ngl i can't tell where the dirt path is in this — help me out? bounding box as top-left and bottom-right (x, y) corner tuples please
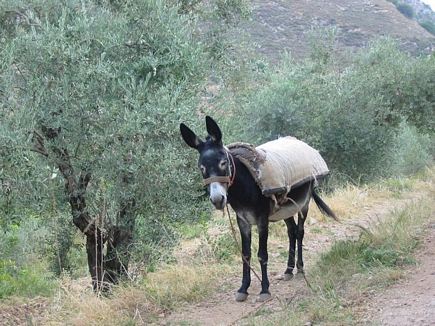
(363, 222), (435, 326)
(1, 193), (433, 325)
(160, 196), (435, 326)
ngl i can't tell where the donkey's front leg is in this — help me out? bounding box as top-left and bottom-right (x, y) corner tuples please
(236, 216), (252, 302)
(257, 217), (271, 301)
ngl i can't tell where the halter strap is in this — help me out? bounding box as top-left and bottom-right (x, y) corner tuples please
(202, 151), (236, 187)
(203, 176), (231, 186)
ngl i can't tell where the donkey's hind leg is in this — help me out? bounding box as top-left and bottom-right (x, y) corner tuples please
(283, 203), (308, 280)
(284, 216), (297, 280)
(295, 204), (308, 275)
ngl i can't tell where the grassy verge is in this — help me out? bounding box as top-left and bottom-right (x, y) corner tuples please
(2, 168), (434, 325)
(240, 169), (435, 325)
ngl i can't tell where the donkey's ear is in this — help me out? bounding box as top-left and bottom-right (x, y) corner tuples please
(180, 123), (204, 150)
(205, 116), (222, 144)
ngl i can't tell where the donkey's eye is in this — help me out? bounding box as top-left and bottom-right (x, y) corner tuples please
(200, 166), (206, 174)
(219, 160), (228, 169)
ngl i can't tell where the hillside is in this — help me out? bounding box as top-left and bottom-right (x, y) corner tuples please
(243, 0), (435, 61)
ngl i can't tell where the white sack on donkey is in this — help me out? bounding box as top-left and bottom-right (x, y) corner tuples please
(227, 136), (330, 221)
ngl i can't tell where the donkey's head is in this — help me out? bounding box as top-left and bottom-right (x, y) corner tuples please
(180, 116), (233, 210)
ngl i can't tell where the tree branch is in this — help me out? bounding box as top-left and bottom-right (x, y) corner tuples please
(30, 129), (49, 156)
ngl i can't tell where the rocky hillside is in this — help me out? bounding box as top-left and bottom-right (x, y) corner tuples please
(242, 0), (435, 61)
(406, 0), (435, 22)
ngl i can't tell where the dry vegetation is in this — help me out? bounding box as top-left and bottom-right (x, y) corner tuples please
(2, 167), (434, 325)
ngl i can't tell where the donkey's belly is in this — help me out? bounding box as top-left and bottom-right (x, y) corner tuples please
(268, 201), (302, 222)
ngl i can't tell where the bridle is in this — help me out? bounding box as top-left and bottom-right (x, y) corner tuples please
(202, 150), (263, 285)
(202, 150), (236, 188)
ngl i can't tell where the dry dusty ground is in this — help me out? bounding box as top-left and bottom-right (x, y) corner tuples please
(0, 194), (433, 325)
(362, 222), (435, 326)
(158, 195), (435, 326)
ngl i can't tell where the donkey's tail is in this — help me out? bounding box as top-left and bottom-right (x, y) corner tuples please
(312, 190), (339, 221)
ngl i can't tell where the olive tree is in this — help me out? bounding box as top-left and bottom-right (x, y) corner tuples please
(0, 0), (251, 290)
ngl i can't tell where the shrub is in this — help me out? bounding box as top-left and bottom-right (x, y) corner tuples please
(389, 123), (432, 176)
(240, 48), (395, 181)
(420, 20), (435, 36)
(0, 259), (54, 298)
(239, 35), (435, 182)
(396, 3), (415, 19)
(0, 222), (54, 298)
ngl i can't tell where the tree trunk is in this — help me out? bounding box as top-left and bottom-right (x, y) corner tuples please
(105, 183), (136, 284)
(31, 129), (135, 291)
(86, 228), (107, 291)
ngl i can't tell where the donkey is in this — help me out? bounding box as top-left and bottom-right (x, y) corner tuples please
(180, 116), (338, 302)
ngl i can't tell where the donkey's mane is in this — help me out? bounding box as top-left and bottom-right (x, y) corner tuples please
(227, 141), (265, 184)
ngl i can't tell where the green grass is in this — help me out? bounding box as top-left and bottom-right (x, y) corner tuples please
(2, 168), (434, 325)
(0, 260), (55, 301)
(244, 196), (433, 325)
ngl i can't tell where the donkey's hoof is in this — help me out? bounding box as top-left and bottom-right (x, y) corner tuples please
(236, 292), (248, 302)
(258, 292), (272, 302)
(283, 273), (294, 281)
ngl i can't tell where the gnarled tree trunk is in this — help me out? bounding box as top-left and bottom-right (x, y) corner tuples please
(31, 129), (135, 291)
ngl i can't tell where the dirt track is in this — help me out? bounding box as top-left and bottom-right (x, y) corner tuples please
(363, 222), (435, 326)
(0, 193), (433, 325)
(161, 195), (435, 326)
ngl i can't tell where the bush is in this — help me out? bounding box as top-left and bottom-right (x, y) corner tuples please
(389, 123), (433, 176)
(238, 35), (435, 182)
(0, 259), (54, 298)
(420, 20), (435, 36)
(0, 222), (54, 298)
(240, 49), (395, 181)
(396, 3), (415, 19)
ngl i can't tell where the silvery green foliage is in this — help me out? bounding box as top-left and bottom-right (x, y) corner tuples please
(0, 0), (251, 273)
(390, 122), (432, 176)
(240, 35), (435, 182)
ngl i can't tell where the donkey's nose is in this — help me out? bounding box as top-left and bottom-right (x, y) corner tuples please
(209, 182), (227, 210)
(210, 195), (226, 210)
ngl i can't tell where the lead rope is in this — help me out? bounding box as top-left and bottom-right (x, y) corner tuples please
(224, 204), (262, 283)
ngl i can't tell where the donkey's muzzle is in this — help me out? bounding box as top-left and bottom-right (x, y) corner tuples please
(209, 182), (228, 210)
(210, 195), (226, 210)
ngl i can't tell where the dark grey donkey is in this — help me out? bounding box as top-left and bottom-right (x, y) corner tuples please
(180, 116), (338, 302)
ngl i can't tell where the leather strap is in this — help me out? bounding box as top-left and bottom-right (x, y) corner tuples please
(203, 176), (231, 186)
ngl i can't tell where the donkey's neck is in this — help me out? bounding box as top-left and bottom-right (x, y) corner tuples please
(227, 156), (272, 218)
